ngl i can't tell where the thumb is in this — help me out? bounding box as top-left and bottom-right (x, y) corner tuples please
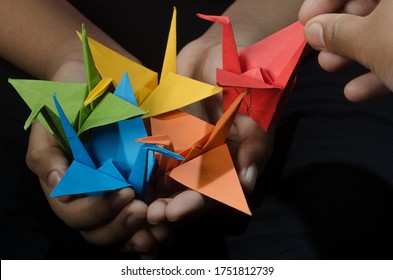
(26, 121), (70, 199)
(304, 14), (366, 65)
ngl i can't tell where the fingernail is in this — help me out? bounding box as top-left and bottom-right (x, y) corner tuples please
(47, 170), (62, 191)
(239, 165), (258, 191)
(305, 21), (326, 49)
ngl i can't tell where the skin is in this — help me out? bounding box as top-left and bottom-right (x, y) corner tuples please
(299, 0), (393, 101)
(0, 0), (305, 258)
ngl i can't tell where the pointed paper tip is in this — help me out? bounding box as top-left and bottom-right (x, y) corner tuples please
(171, 6), (177, 24)
(160, 5), (177, 83)
(114, 72), (139, 105)
(76, 23), (86, 39)
(196, 13), (230, 24)
(137, 134), (173, 147)
(243, 208), (252, 216)
(52, 93), (65, 118)
(147, 144), (184, 161)
(83, 77), (112, 106)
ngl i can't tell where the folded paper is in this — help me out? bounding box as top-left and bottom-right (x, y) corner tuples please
(140, 91), (251, 215)
(198, 14), (307, 131)
(9, 9), (307, 215)
(50, 73), (183, 198)
(81, 7), (222, 118)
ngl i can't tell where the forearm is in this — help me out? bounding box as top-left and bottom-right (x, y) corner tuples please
(203, 0), (305, 48)
(0, 0), (133, 80)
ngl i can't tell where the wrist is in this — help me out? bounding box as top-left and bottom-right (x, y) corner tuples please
(45, 38), (85, 81)
(50, 59), (85, 83)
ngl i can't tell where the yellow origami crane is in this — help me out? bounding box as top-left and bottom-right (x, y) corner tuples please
(79, 7), (221, 117)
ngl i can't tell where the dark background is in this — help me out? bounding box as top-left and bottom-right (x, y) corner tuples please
(1, 0), (393, 260)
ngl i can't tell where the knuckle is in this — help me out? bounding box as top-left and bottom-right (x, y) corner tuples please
(328, 17), (343, 52)
(25, 147), (42, 172)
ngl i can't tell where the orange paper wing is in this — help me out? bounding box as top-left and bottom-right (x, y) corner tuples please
(150, 110), (214, 152)
(169, 144), (251, 215)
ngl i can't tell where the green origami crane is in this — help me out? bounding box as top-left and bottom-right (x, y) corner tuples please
(9, 24), (146, 156)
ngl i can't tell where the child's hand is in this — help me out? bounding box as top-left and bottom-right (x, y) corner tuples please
(26, 61), (159, 258)
(147, 34), (274, 225)
(299, 0), (393, 101)
(299, 0), (379, 24)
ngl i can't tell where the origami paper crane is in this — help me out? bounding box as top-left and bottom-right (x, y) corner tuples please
(80, 7), (222, 117)
(10, 22), (184, 198)
(198, 14), (307, 132)
(8, 25), (144, 156)
(8, 78), (145, 156)
(50, 73), (184, 198)
(140, 90), (251, 215)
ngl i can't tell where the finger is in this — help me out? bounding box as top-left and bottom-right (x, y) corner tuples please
(344, 72), (391, 102)
(48, 187), (136, 230)
(299, 0), (377, 24)
(231, 115), (273, 193)
(299, 0), (344, 24)
(304, 14), (368, 66)
(176, 42), (199, 78)
(317, 50), (352, 72)
(80, 199), (147, 246)
(120, 225), (172, 258)
(343, 0), (379, 16)
(27, 121), (70, 200)
(147, 197), (171, 225)
(177, 38), (221, 86)
(149, 224), (172, 244)
(120, 228), (158, 259)
(165, 190), (215, 222)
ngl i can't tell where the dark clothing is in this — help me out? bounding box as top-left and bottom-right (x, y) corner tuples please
(1, 0), (393, 259)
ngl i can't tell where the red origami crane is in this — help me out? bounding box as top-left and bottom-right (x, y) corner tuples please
(198, 14), (307, 132)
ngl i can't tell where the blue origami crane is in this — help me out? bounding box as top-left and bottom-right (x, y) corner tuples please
(50, 72), (184, 199)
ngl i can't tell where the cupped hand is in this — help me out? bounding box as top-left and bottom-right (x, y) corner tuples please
(26, 60), (160, 257)
(147, 34), (274, 225)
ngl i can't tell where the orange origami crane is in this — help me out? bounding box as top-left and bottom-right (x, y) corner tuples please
(139, 91), (251, 215)
(198, 14), (307, 132)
